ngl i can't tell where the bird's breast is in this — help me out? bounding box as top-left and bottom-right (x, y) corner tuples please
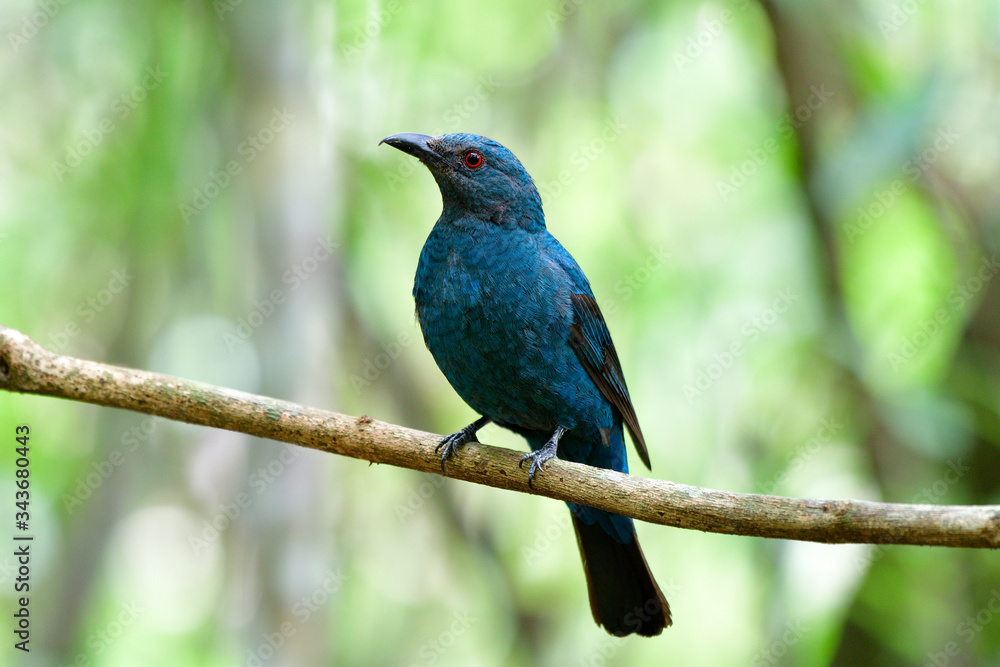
(410, 224), (616, 441)
(414, 226), (527, 322)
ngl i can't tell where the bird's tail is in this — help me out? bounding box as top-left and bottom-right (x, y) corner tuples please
(572, 514), (671, 636)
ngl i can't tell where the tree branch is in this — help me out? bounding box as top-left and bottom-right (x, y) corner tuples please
(1, 325), (997, 548)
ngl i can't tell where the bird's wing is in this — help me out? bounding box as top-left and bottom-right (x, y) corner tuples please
(567, 292), (651, 469)
(544, 235), (651, 470)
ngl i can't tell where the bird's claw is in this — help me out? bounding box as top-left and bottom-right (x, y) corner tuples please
(519, 445), (558, 488)
(435, 427), (479, 471)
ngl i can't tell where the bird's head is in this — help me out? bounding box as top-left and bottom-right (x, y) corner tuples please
(380, 132), (544, 229)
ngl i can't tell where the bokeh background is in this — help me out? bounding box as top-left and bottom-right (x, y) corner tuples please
(1, 0), (999, 665)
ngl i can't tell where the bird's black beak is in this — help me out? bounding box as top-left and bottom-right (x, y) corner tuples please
(379, 133), (444, 166)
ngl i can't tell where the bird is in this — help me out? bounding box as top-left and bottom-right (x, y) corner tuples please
(380, 132), (670, 636)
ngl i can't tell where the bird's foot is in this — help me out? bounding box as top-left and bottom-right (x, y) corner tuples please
(519, 426), (568, 488)
(435, 416), (490, 471)
(436, 429), (478, 470)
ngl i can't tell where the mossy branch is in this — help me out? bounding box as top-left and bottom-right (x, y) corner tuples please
(1, 325), (998, 548)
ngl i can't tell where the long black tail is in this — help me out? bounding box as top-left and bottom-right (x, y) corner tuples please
(572, 514), (671, 636)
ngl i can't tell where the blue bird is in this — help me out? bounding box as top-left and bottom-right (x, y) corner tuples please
(381, 132), (670, 636)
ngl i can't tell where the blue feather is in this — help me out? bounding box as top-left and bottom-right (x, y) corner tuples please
(383, 131), (670, 635)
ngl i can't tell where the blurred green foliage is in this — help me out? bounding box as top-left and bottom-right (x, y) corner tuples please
(1, 0), (998, 665)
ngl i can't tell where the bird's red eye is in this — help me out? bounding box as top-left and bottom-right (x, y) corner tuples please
(464, 151), (484, 169)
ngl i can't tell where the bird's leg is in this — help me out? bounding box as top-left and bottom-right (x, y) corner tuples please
(519, 426), (568, 487)
(436, 415), (491, 471)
